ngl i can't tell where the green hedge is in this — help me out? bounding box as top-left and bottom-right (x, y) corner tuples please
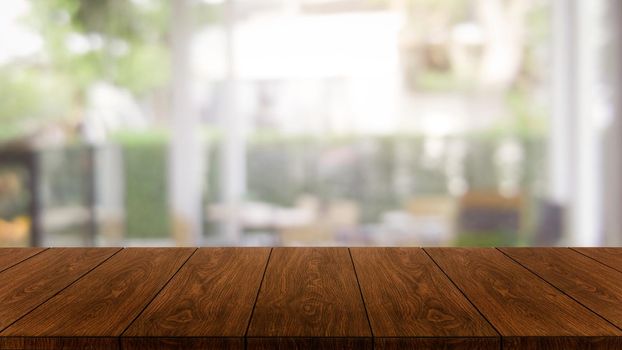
(115, 131), (169, 239)
(108, 132), (546, 239)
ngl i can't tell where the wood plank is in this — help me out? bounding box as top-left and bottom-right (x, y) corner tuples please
(0, 247), (119, 332)
(122, 247), (271, 350)
(247, 247), (371, 349)
(0, 247), (195, 350)
(426, 248), (622, 350)
(501, 247), (622, 330)
(373, 338), (501, 350)
(573, 248), (622, 273)
(246, 337), (371, 350)
(122, 337), (241, 350)
(351, 248), (499, 350)
(0, 337), (119, 350)
(0, 248), (45, 273)
(502, 337), (622, 350)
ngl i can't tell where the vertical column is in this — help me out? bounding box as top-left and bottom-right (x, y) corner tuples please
(573, 0), (604, 245)
(169, 0), (204, 245)
(220, 0), (245, 243)
(550, 0), (603, 245)
(549, 0), (575, 207)
(601, 0), (622, 246)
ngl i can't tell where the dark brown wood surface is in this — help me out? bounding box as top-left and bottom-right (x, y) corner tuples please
(0, 247), (45, 273)
(0, 248), (119, 332)
(0, 247), (621, 350)
(247, 247), (372, 349)
(0, 248), (194, 350)
(122, 247), (271, 350)
(501, 247), (622, 330)
(351, 247), (499, 349)
(574, 247), (622, 273)
(246, 337), (372, 350)
(373, 338), (501, 350)
(426, 248), (622, 350)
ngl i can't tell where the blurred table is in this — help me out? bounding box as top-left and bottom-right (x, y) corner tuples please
(0, 247), (621, 349)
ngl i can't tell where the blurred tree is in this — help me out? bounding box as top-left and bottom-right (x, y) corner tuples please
(0, 68), (73, 143)
(0, 0), (172, 144)
(28, 0), (171, 95)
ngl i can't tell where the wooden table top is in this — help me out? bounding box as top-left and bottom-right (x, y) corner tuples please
(0, 247), (621, 350)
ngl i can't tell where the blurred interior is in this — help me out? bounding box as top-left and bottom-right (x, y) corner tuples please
(0, 0), (621, 247)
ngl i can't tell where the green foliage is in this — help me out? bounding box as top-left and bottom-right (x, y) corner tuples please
(115, 44), (170, 93)
(0, 68), (73, 141)
(73, 0), (169, 39)
(208, 134), (547, 228)
(0, 0), (172, 142)
(111, 128), (169, 145)
(117, 130), (169, 238)
(453, 231), (519, 247)
(27, 0), (171, 95)
(105, 132), (547, 239)
(246, 140), (310, 206)
(505, 89), (548, 137)
(40, 146), (91, 208)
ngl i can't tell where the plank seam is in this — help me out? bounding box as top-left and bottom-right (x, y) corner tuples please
(570, 248), (622, 274)
(244, 247), (273, 350)
(347, 248), (374, 350)
(0, 248), (49, 274)
(496, 248), (622, 333)
(0, 247), (124, 334)
(118, 247), (199, 350)
(422, 248), (503, 346)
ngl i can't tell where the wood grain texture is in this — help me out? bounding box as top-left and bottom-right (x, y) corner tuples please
(247, 247), (371, 349)
(0, 248), (45, 273)
(375, 337), (500, 350)
(121, 337), (242, 350)
(0, 336), (117, 350)
(425, 248), (622, 350)
(0, 248), (195, 350)
(122, 247), (271, 350)
(247, 337), (371, 350)
(501, 247), (622, 330)
(574, 248), (622, 273)
(350, 248), (499, 350)
(0, 248), (119, 332)
(0, 247), (621, 350)
(503, 337), (622, 350)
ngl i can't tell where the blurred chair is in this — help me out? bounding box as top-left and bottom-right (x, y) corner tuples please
(455, 190), (523, 246)
(533, 198), (565, 246)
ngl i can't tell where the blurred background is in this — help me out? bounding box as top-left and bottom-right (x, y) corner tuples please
(0, 0), (620, 247)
